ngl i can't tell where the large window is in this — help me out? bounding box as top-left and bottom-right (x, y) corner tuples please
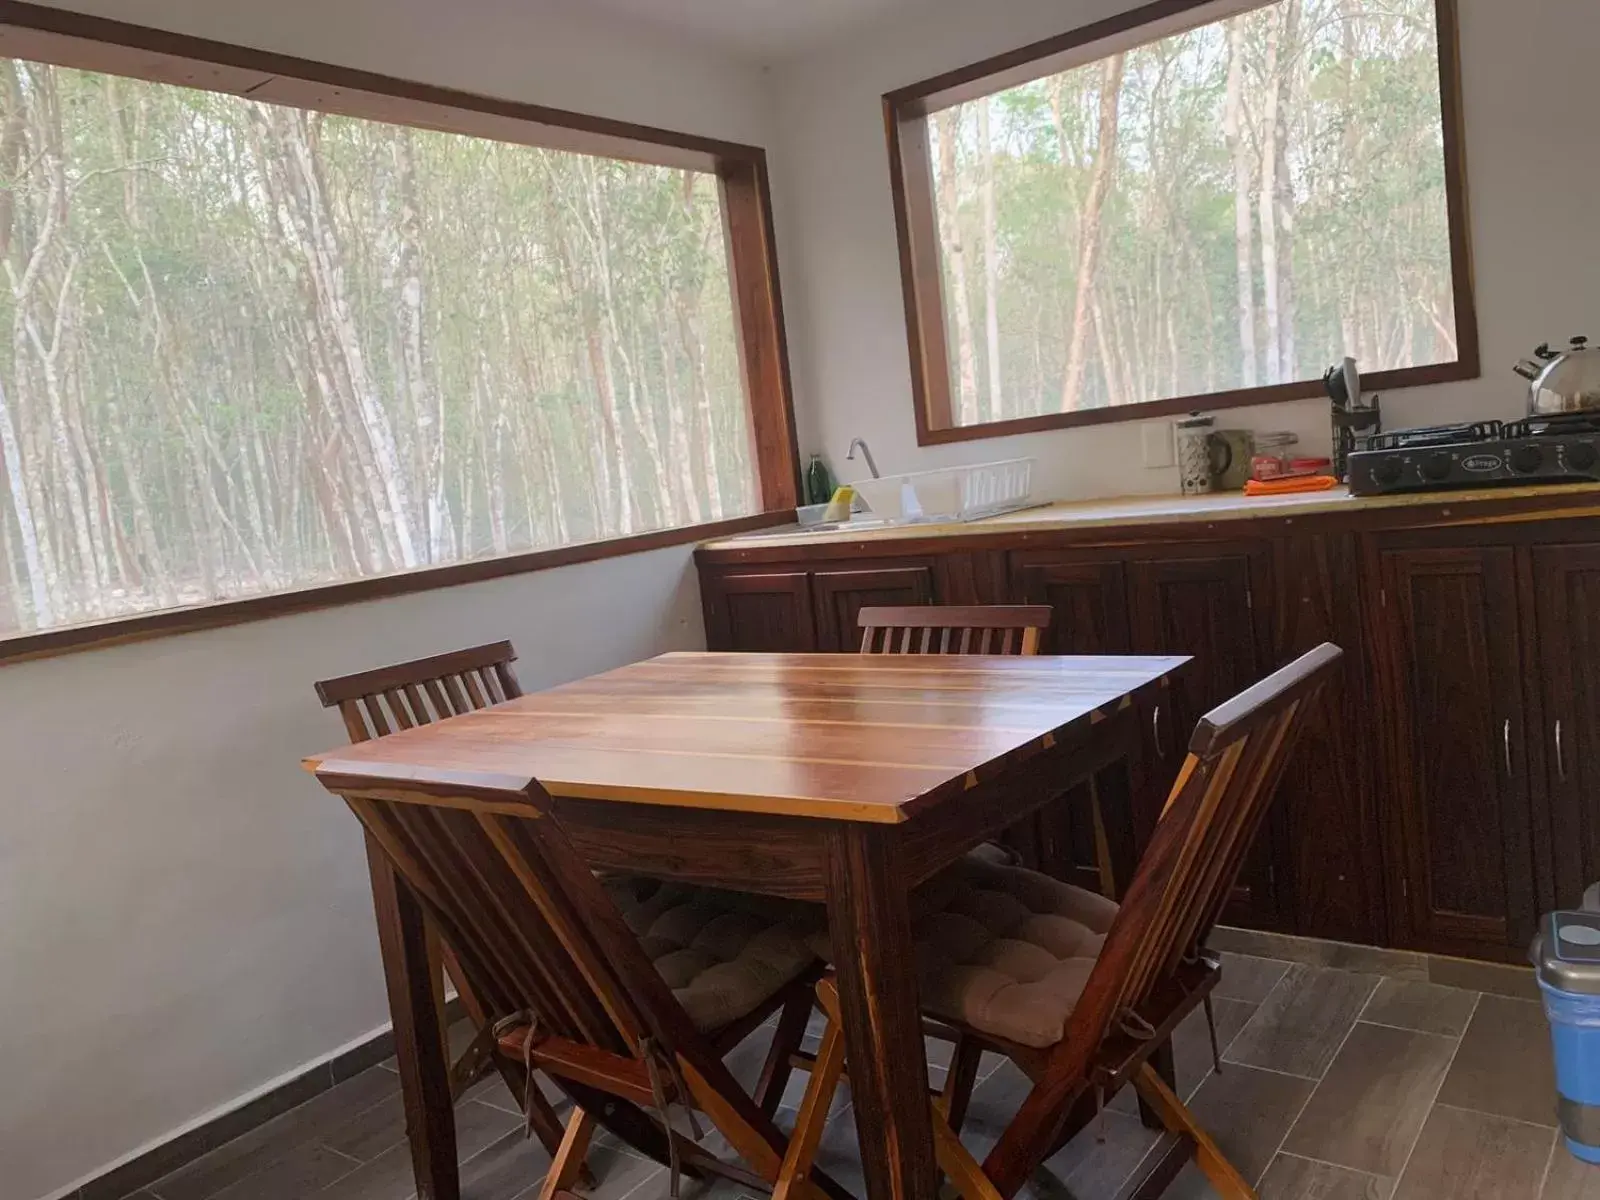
(0, 13), (794, 644)
(886, 0), (1475, 442)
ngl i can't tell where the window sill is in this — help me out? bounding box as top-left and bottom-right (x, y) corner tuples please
(913, 360), (1480, 445)
(0, 511), (791, 667)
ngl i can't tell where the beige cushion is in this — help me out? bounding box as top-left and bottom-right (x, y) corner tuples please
(912, 855), (1119, 1049)
(604, 876), (820, 1033)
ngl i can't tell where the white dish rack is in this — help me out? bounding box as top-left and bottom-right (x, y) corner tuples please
(851, 458), (1035, 524)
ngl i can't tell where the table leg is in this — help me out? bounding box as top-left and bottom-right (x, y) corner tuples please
(825, 824), (938, 1200)
(366, 834), (460, 1200)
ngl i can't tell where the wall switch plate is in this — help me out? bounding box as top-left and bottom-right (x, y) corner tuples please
(1142, 422), (1175, 468)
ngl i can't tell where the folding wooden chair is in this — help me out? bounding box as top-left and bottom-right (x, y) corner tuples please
(313, 759), (848, 1200)
(314, 643), (575, 1162)
(778, 642), (1344, 1200)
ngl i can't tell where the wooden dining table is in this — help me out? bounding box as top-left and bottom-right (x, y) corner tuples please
(307, 650), (1189, 1200)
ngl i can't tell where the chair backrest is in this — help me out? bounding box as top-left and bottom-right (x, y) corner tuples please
(314, 641), (523, 743)
(329, 771), (693, 1062)
(1059, 643), (1343, 1063)
(857, 605), (1052, 655)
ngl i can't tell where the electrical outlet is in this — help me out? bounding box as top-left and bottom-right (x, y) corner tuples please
(1142, 422), (1175, 468)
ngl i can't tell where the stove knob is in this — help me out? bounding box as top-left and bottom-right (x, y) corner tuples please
(1569, 442), (1599, 470)
(1511, 444), (1545, 474)
(1373, 458), (1403, 486)
(1422, 452), (1453, 482)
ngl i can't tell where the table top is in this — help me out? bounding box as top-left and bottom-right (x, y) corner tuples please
(308, 652), (1187, 824)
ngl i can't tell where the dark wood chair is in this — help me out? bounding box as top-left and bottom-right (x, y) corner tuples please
(314, 642), (574, 1166)
(778, 643), (1344, 1200)
(862, 604), (1120, 901)
(315, 759), (847, 1200)
(857, 604), (1051, 655)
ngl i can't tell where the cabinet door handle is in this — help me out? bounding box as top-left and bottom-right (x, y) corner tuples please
(1153, 705), (1165, 759)
(1557, 720), (1568, 783)
(1504, 719), (1512, 776)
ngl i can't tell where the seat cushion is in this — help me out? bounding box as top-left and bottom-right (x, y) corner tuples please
(604, 876), (821, 1033)
(913, 855), (1119, 1049)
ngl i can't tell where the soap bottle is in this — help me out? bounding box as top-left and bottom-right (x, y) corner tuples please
(804, 454), (836, 507)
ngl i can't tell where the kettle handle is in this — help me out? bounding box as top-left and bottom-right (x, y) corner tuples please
(1514, 359), (1543, 381)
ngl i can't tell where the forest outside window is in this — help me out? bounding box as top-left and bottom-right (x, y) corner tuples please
(886, 0), (1476, 443)
(0, 16), (794, 644)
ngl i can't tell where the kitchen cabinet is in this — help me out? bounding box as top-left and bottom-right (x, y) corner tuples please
(1269, 534), (1384, 945)
(1012, 557), (1130, 654)
(1532, 542), (1600, 912)
(1374, 541), (1538, 958)
(1126, 547), (1284, 929)
(694, 489), (1600, 963)
(702, 571), (816, 652)
(812, 565), (933, 652)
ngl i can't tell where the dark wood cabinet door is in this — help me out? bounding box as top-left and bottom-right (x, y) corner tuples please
(1129, 548), (1283, 927)
(1378, 545), (1537, 957)
(1532, 543), (1600, 911)
(1271, 534), (1383, 945)
(701, 571), (817, 652)
(812, 566), (934, 652)
(1008, 555), (1132, 891)
(1012, 557), (1131, 654)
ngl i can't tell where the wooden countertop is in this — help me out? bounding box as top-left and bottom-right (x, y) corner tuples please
(699, 481), (1600, 552)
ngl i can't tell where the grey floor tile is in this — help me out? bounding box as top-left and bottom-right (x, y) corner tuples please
(1226, 965), (1380, 1079)
(453, 1127), (555, 1200)
(1539, 1144), (1600, 1199)
(1260, 1153), (1394, 1199)
(563, 1140), (664, 1200)
(314, 1100), (522, 1199)
(1392, 1105), (1556, 1200)
(1281, 1022), (1457, 1177)
(1214, 952), (1293, 1003)
(1429, 956), (1540, 1002)
(205, 1142), (362, 1200)
(1361, 979), (1479, 1038)
(149, 1066), (399, 1200)
(1435, 995), (1558, 1128)
(1168, 1062), (1317, 1191)
(1110, 996), (1256, 1115)
(1211, 929), (1427, 981)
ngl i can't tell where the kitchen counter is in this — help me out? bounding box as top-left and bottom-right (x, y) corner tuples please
(700, 480), (1600, 552)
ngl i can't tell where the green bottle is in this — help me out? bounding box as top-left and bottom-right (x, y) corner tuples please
(804, 454), (837, 507)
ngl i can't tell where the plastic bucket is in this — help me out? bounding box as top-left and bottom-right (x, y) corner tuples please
(1541, 978), (1600, 1162)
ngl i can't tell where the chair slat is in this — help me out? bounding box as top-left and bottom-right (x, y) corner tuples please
(384, 689), (417, 731)
(362, 694), (395, 737)
(426, 678), (456, 717)
(460, 671), (489, 710)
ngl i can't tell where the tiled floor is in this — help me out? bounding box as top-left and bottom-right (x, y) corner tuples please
(131, 951), (1591, 1200)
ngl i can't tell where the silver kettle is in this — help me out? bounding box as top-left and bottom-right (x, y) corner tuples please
(1515, 337), (1600, 415)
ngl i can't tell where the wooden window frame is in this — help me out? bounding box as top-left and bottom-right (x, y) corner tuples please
(0, 0), (800, 665)
(884, 0), (1478, 446)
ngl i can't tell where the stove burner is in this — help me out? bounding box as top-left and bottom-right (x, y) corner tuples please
(1505, 412), (1600, 439)
(1365, 421), (1503, 452)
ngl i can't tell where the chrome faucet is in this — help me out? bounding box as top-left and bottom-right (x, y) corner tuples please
(846, 438), (881, 479)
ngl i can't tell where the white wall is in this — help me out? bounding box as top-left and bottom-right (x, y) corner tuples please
(769, 0), (1600, 500)
(7, 3), (773, 1197)
(6, 544), (710, 1200)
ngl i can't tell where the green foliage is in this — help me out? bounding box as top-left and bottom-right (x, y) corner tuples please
(933, 0), (1456, 421)
(0, 61), (753, 631)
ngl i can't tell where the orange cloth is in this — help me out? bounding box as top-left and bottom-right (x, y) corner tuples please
(1244, 474), (1338, 497)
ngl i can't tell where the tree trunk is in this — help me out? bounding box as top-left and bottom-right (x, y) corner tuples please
(1225, 19), (1258, 389)
(934, 109), (979, 424)
(978, 97), (1003, 422)
(1275, 0), (1301, 382)
(1258, 5), (1285, 385)
(1060, 54), (1126, 412)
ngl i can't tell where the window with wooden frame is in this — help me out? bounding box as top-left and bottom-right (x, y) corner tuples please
(0, 4), (797, 657)
(886, 0), (1475, 444)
